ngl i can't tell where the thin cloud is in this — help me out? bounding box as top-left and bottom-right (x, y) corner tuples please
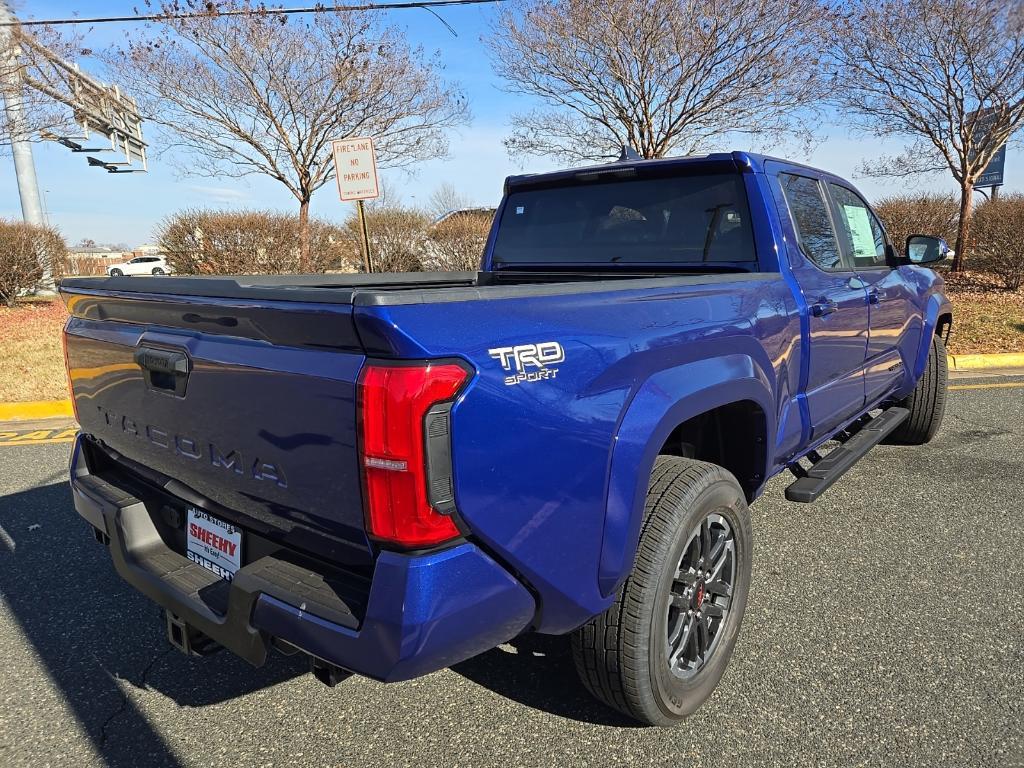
(187, 185), (251, 204)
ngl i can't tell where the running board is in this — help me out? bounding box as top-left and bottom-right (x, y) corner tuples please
(785, 407), (909, 503)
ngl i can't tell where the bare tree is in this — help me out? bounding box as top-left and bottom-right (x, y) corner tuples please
(827, 0), (1024, 271)
(107, 1), (468, 270)
(427, 181), (472, 218)
(487, 0), (827, 163)
(0, 24), (84, 153)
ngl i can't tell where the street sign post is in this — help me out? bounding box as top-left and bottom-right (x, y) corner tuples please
(332, 137), (379, 273)
(968, 108), (1007, 194)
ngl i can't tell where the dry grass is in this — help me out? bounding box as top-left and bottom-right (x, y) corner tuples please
(0, 298), (69, 402)
(946, 286), (1024, 355)
(0, 284), (1020, 404)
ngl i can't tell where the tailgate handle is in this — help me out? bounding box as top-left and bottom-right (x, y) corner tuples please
(134, 347), (190, 396)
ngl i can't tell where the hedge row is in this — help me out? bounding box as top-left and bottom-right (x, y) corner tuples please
(876, 193), (1024, 290)
(0, 220), (67, 307)
(4, 197), (1019, 306)
(157, 209), (360, 275)
(156, 207), (493, 276)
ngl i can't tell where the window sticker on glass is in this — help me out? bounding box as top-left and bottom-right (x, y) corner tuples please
(515, 206), (525, 215)
(842, 204), (876, 260)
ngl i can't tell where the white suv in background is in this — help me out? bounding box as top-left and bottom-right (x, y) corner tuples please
(106, 256), (173, 276)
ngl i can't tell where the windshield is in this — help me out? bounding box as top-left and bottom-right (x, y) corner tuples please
(491, 173), (756, 268)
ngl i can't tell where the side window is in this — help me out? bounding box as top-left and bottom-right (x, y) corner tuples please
(779, 174), (844, 271)
(827, 184), (888, 268)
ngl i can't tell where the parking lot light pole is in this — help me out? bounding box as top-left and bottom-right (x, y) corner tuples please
(1, 2), (53, 291)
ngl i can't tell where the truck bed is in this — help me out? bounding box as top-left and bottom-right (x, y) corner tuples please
(60, 268), (767, 307)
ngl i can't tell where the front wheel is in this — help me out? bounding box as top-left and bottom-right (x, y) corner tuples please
(108, 268), (123, 277)
(888, 333), (948, 445)
(572, 456), (753, 726)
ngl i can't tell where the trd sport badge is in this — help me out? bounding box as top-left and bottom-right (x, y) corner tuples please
(488, 341), (565, 386)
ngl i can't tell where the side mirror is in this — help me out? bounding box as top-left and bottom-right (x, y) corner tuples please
(905, 234), (949, 265)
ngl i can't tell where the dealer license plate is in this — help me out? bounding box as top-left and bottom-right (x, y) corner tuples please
(186, 507), (242, 581)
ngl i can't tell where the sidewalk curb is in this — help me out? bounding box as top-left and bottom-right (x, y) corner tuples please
(0, 353), (1021, 422)
(0, 400), (74, 422)
(947, 353), (1024, 371)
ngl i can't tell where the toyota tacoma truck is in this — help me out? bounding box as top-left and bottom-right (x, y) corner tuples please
(61, 152), (952, 726)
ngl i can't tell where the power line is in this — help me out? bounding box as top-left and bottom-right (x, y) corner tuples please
(0, 0), (504, 27)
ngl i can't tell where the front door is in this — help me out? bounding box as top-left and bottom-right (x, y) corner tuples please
(773, 170), (869, 440)
(824, 181), (913, 404)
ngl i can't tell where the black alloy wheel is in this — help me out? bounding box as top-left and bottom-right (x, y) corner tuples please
(666, 513), (736, 678)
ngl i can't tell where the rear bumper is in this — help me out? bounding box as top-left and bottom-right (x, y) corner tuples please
(69, 435), (535, 682)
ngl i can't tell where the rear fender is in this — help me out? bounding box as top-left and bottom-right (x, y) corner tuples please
(598, 355), (775, 597)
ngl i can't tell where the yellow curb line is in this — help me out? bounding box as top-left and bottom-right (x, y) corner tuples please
(0, 400), (74, 422)
(948, 353), (1024, 371)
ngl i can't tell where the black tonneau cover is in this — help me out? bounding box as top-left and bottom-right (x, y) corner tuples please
(60, 270), (775, 309)
(60, 271), (479, 306)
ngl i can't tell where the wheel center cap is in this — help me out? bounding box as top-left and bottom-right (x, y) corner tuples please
(695, 581), (705, 609)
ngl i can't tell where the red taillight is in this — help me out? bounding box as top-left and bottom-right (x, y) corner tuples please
(358, 361), (468, 548)
(61, 322), (80, 423)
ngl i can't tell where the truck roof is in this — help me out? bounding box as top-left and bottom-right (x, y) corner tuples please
(503, 151), (839, 192)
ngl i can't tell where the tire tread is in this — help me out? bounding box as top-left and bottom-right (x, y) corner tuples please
(572, 457), (742, 723)
(890, 334), (947, 444)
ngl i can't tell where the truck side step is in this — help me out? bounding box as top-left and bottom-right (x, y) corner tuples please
(785, 407), (909, 503)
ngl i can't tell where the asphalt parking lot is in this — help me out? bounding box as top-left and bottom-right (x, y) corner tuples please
(1, 377), (1022, 768)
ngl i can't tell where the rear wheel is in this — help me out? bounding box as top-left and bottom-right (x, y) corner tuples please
(152, 267), (166, 275)
(572, 456), (753, 725)
(109, 268), (123, 276)
(888, 333), (947, 445)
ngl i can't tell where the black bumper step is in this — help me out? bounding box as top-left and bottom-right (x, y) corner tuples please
(71, 473), (359, 665)
(785, 407), (909, 503)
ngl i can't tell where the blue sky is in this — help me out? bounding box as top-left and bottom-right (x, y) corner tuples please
(2, 0), (1020, 246)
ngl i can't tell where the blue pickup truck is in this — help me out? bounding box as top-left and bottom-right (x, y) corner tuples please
(61, 152), (952, 725)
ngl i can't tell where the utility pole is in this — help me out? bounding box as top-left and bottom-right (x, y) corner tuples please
(0, 1), (52, 290)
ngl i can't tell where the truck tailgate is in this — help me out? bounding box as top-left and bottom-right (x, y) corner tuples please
(62, 288), (372, 568)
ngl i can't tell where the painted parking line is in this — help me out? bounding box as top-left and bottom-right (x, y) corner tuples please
(0, 427), (79, 447)
(948, 381), (1024, 391)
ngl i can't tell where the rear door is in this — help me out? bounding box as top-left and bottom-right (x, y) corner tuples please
(824, 181), (914, 404)
(772, 170), (870, 439)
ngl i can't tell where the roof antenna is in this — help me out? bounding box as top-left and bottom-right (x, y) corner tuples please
(617, 145), (643, 162)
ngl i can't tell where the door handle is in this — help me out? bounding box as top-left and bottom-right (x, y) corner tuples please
(811, 299), (838, 317)
(134, 346), (190, 396)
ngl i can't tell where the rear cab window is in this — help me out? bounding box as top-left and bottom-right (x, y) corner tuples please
(491, 173), (757, 268)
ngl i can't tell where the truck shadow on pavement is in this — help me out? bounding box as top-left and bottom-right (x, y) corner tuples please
(1, 478), (635, 768)
(452, 634), (641, 727)
(0, 480), (306, 768)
